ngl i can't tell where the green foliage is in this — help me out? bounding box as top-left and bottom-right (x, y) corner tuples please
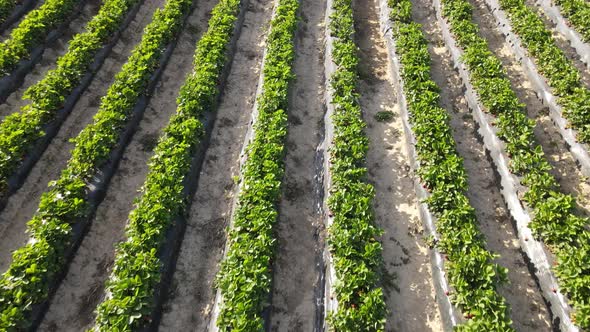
(499, 0), (590, 143)
(214, 0), (298, 330)
(0, 0), (17, 25)
(325, 0), (387, 330)
(388, 0), (513, 329)
(440, 0), (590, 327)
(92, 0), (242, 330)
(374, 111), (394, 122)
(0, 0), (80, 75)
(0, 0), (190, 328)
(554, 0), (590, 42)
(0, 0), (140, 201)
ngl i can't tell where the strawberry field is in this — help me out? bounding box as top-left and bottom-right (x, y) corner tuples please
(0, 0), (587, 330)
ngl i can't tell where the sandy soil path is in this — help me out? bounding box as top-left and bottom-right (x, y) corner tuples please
(157, 0), (273, 329)
(0, 0), (162, 273)
(267, 0), (326, 329)
(354, 0), (444, 330)
(37, 0), (218, 329)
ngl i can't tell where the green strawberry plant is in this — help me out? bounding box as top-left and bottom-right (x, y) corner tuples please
(214, 0), (298, 330)
(498, 0), (590, 143)
(554, 0), (590, 42)
(388, 0), (514, 329)
(0, 0), (141, 202)
(0, 0), (190, 328)
(325, 0), (387, 330)
(0, 0), (81, 75)
(0, 0), (17, 25)
(440, 0), (590, 327)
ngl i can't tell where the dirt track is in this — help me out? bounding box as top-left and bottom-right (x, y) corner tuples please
(0, 0), (585, 329)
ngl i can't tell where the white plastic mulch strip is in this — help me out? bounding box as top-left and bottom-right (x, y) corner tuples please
(377, 0), (461, 330)
(206, 0), (277, 330)
(484, 0), (590, 177)
(534, 0), (590, 67)
(431, 0), (578, 330)
(321, 0), (339, 324)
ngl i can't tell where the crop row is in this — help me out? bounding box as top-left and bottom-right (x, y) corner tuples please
(213, 0), (298, 330)
(324, 0), (386, 329)
(553, 0), (590, 42)
(0, 0), (81, 75)
(440, 0), (590, 327)
(495, 0), (590, 143)
(92, 0), (243, 330)
(0, 0), (190, 328)
(0, 0), (16, 25)
(0, 0), (140, 203)
(386, 0), (513, 330)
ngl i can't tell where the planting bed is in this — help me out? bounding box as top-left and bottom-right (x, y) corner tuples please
(0, 0), (587, 330)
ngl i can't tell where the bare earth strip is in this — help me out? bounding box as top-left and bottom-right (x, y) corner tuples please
(0, 0), (103, 120)
(467, 0), (590, 217)
(0, 0), (42, 38)
(36, 0), (219, 330)
(0, 0), (45, 40)
(409, 0), (553, 329)
(267, 0), (326, 329)
(353, 0), (443, 330)
(523, 0), (590, 86)
(0, 0), (163, 273)
(157, 0), (273, 329)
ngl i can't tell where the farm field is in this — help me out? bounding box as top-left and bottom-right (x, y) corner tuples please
(0, 0), (587, 329)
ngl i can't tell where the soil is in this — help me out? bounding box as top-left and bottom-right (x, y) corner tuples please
(0, 0), (40, 37)
(0, 0), (43, 40)
(468, 0), (590, 216)
(157, 0), (273, 329)
(410, 0), (553, 329)
(524, 0), (590, 86)
(353, 0), (444, 330)
(0, 0), (103, 119)
(0, 0), (583, 329)
(36, 0), (218, 330)
(0, 0), (162, 274)
(267, 0), (326, 329)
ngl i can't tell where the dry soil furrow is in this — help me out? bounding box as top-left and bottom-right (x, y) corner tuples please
(0, 0), (102, 110)
(523, 0), (590, 85)
(0, 0), (163, 273)
(353, 0), (443, 330)
(0, 0), (41, 33)
(468, 0), (590, 215)
(157, 0), (273, 329)
(36, 1), (218, 330)
(530, 0), (590, 67)
(267, 0), (325, 329)
(0, 0), (43, 40)
(411, 0), (553, 329)
(0, 0), (37, 35)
